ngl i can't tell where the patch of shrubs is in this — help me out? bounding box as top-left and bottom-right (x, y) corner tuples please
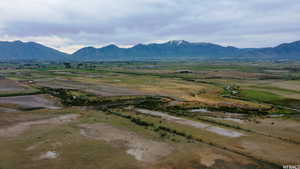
(108, 110), (200, 142)
(40, 87), (171, 109)
(135, 96), (171, 109)
(40, 87), (89, 106)
(109, 111), (154, 127)
(208, 105), (270, 115)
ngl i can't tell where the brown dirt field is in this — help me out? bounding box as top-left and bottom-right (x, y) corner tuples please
(242, 118), (300, 142)
(72, 75), (210, 99)
(0, 94), (61, 109)
(79, 123), (174, 163)
(68, 74), (271, 110)
(0, 79), (27, 92)
(239, 138), (300, 165)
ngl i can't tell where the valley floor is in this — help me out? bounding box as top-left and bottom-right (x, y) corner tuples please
(0, 61), (299, 169)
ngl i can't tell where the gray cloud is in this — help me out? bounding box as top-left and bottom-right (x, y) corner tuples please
(0, 0), (299, 53)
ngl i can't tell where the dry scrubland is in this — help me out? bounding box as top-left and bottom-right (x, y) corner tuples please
(0, 62), (300, 169)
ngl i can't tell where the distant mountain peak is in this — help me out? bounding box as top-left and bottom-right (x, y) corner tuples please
(0, 40), (68, 61)
(192, 42), (222, 47)
(167, 40), (189, 46)
(85, 46), (97, 49)
(276, 40), (300, 48)
(12, 40), (25, 44)
(132, 43), (147, 49)
(103, 44), (119, 49)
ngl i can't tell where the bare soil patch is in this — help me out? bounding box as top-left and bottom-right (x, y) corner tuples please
(0, 114), (79, 138)
(79, 123), (173, 163)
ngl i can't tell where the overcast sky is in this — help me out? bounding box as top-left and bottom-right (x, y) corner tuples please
(0, 0), (299, 53)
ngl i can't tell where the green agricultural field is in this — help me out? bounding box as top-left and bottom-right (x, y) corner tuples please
(240, 89), (282, 103)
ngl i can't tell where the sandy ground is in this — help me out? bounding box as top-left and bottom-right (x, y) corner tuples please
(0, 79), (27, 92)
(0, 114), (80, 138)
(79, 123), (174, 163)
(136, 109), (245, 137)
(0, 94), (61, 109)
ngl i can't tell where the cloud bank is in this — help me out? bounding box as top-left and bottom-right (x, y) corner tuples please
(0, 0), (299, 53)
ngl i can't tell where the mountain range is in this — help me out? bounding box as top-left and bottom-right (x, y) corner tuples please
(0, 40), (68, 61)
(0, 40), (300, 62)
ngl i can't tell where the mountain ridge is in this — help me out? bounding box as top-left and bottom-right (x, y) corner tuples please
(0, 40), (69, 61)
(72, 40), (300, 61)
(0, 40), (300, 61)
